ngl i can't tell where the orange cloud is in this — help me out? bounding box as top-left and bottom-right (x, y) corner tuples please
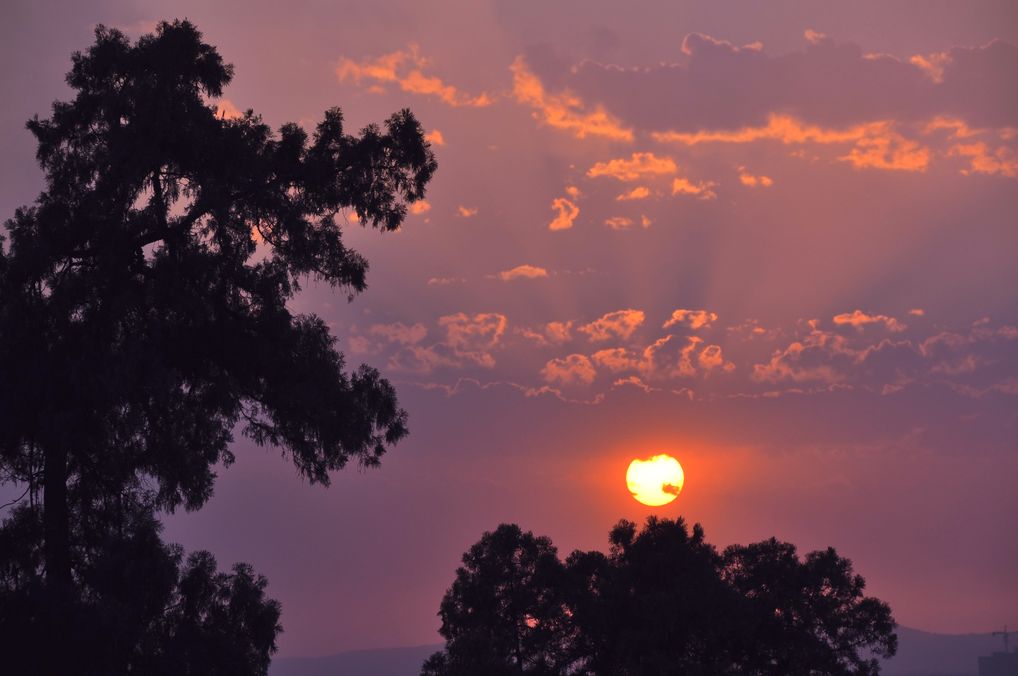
(948, 142), (1018, 177)
(616, 186), (651, 201)
(591, 348), (643, 372)
(214, 98), (244, 120)
(457, 205), (478, 217)
(654, 114), (931, 173)
(737, 166), (774, 187)
(909, 51), (951, 83)
(541, 354), (597, 385)
(604, 216), (633, 230)
(579, 309), (645, 342)
(519, 321), (574, 347)
(549, 196), (580, 231)
(587, 153), (677, 181)
(833, 310), (907, 332)
(337, 45), (492, 108)
(439, 312), (508, 352)
(425, 129), (446, 145)
(409, 200), (432, 215)
(498, 264), (549, 281)
(509, 56), (634, 141)
(663, 309), (718, 330)
(671, 177), (717, 200)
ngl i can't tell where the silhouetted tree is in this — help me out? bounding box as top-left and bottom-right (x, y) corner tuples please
(425, 518), (897, 676)
(565, 517), (741, 675)
(0, 19), (435, 673)
(422, 524), (574, 675)
(0, 492), (281, 675)
(720, 538), (898, 675)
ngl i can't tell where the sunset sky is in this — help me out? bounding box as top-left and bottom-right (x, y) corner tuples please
(2, 0), (1016, 658)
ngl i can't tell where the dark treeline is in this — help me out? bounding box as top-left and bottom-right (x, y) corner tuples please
(424, 518), (897, 676)
(0, 20), (434, 674)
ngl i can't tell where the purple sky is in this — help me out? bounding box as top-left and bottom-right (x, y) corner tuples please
(2, 0), (1017, 658)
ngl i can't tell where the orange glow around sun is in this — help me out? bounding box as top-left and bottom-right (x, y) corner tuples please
(626, 454), (685, 506)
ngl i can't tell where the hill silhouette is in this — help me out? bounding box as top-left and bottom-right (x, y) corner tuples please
(268, 627), (1005, 676)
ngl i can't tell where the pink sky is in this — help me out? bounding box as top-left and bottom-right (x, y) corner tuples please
(1, 0), (1016, 658)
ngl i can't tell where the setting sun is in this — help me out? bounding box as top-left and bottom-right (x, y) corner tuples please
(626, 454), (685, 506)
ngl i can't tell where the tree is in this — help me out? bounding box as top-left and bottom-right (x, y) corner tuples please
(721, 538), (898, 675)
(0, 19), (435, 672)
(423, 524), (574, 675)
(565, 517), (741, 675)
(426, 518), (898, 676)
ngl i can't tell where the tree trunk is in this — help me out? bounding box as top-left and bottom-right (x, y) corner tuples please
(43, 443), (72, 589)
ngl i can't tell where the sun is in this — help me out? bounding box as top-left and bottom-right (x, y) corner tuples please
(627, 454), (684, 506)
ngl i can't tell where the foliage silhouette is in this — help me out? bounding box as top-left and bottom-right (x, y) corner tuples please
(0, 19), (435, 673)
(425, 517), (897, 675)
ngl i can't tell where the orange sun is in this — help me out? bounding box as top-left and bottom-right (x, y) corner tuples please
(626, 454), (685, 506)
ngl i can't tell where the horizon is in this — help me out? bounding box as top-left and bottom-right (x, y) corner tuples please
(1, 0), (1016, 663)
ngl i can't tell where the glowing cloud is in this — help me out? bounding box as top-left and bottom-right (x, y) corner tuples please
(214, 98), (244, 120)
(498, 264), (549, 281)
(604, 216), (634, 230)
(425, 129), (446, 145)
(509, 56), (634, 141)
(737, 167), (774, 187)
(654, 114), (931, 173)
(337, 45), (493, 107)
(579, 309), (646, 342)
(457, 205), (478, 217)
(617, 186), (651, 201)
(587, 153), (677, 181)
(663, 309), (719, 330)
(409, 200), (432, 215)
(671, 177), (718, 200)
(541, 354), (597, 385)
(549, 196), (580, 231)
(833, 310), (907, 332)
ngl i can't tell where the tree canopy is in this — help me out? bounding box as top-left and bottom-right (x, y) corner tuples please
(0, 19), (435, 673)
(425, 517), (897, 676)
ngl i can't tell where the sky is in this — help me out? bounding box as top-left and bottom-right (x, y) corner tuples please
(2, 0), (1017, 658)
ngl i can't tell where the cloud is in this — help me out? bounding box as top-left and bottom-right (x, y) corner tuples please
(832, 310), (907, 332)
(457, 205), (478, 217)
(604, 216), (633, 230)
(587, 153), (677, 181)
(389, 313), (508, 374)
(548, 196), (580, 231)
(616, 186), (651, 201)
(737, 166), (774, 187)
(578, 309), (646, 342)
(655, 114), (932, 173)
(509, 56), (634, 141)
(663, 309), (718, 330)
(427, 276), (466, 286)
(409, 200), (432, 215)
(369, 322), (428, 345)
(440, 312), (508, 352)
(498, 264), (549, 281)
(565, 33), (1018, 133)
(214, 98), (244, 120)
(337, 45), (493, 107)
(519, 321), (574, 347)
(948, 141), (1018, 177)
(671, 177), (718, 200)
(541, 354), (597, 385)
(425, 129), (446, 145)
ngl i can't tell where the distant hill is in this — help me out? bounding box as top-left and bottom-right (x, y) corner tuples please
(883, 627), (1005, 676)
(269, 644), (440, 676)
(269, 628), (1008, 676)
